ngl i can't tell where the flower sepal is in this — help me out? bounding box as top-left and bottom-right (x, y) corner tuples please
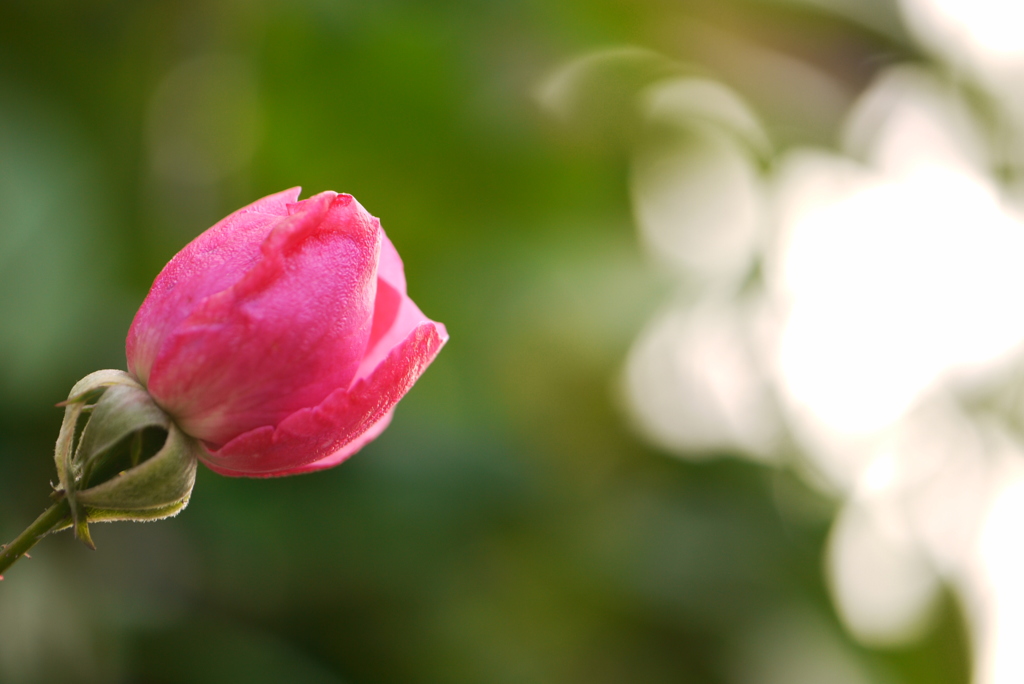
(52, 370), (199, 549)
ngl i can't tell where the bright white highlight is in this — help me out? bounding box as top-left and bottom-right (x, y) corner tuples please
(901, 0), (1024, 67)
(775, 160), (1024, 441)
(770, 71), (1024, 678)
(618, 56), (1024, 684)
(828, 502), (940, 646)
(977, 471), (1024, 684)
(623, 299), (779, 460)
(767, 68), (1024, 497)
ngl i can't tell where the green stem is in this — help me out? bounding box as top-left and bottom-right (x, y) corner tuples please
(0, 499), (71, 578)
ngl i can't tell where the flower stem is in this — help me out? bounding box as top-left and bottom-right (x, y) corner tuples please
(0, 499), (71, 579)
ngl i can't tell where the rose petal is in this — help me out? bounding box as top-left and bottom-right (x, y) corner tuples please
(358, 231), (446, 382)
(147, 192), (381, 445)
(289, 409), (395, 474)
(377, 230), (407, 293)
(208, 411), (395, 478)
(127, 187), (301, 384)
(199, 320), (447, 476)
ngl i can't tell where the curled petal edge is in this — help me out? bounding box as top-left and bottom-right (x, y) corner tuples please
(199, 321), (447, 477)
(278, 409), (394, 476)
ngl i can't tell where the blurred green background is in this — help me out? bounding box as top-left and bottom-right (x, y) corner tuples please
(0, 1), (967, 683)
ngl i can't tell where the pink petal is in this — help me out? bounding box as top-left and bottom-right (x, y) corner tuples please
(147, 192), (381, 445)
(377, 229), (407, 293)
(199, 320), (447, 476)
(209, 411), (395, 478)
(358, 231), (447, 382)
(127, 188), (301, 384)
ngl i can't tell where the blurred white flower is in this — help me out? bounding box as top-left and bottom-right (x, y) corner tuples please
(900, 0), (1024, 72)
(622, 295), (780, 461)
(773, 68), (1024, 683)
(543, 30), (1024, 683)
(976, 465), (1024, 684)
(767, 68), (1024, 488)
(631, 78), (767, 282)
(621, 58), (1024, 684)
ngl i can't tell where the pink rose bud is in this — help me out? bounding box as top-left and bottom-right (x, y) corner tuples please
(125, 188), (448, 477)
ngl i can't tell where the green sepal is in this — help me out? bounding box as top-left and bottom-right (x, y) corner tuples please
(76, 422), (198, 512)
(52, 369), (199, 548)
(54, 370), (142, 489)
(75, 383), (170, 472)
(52, 495), (193, 532)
